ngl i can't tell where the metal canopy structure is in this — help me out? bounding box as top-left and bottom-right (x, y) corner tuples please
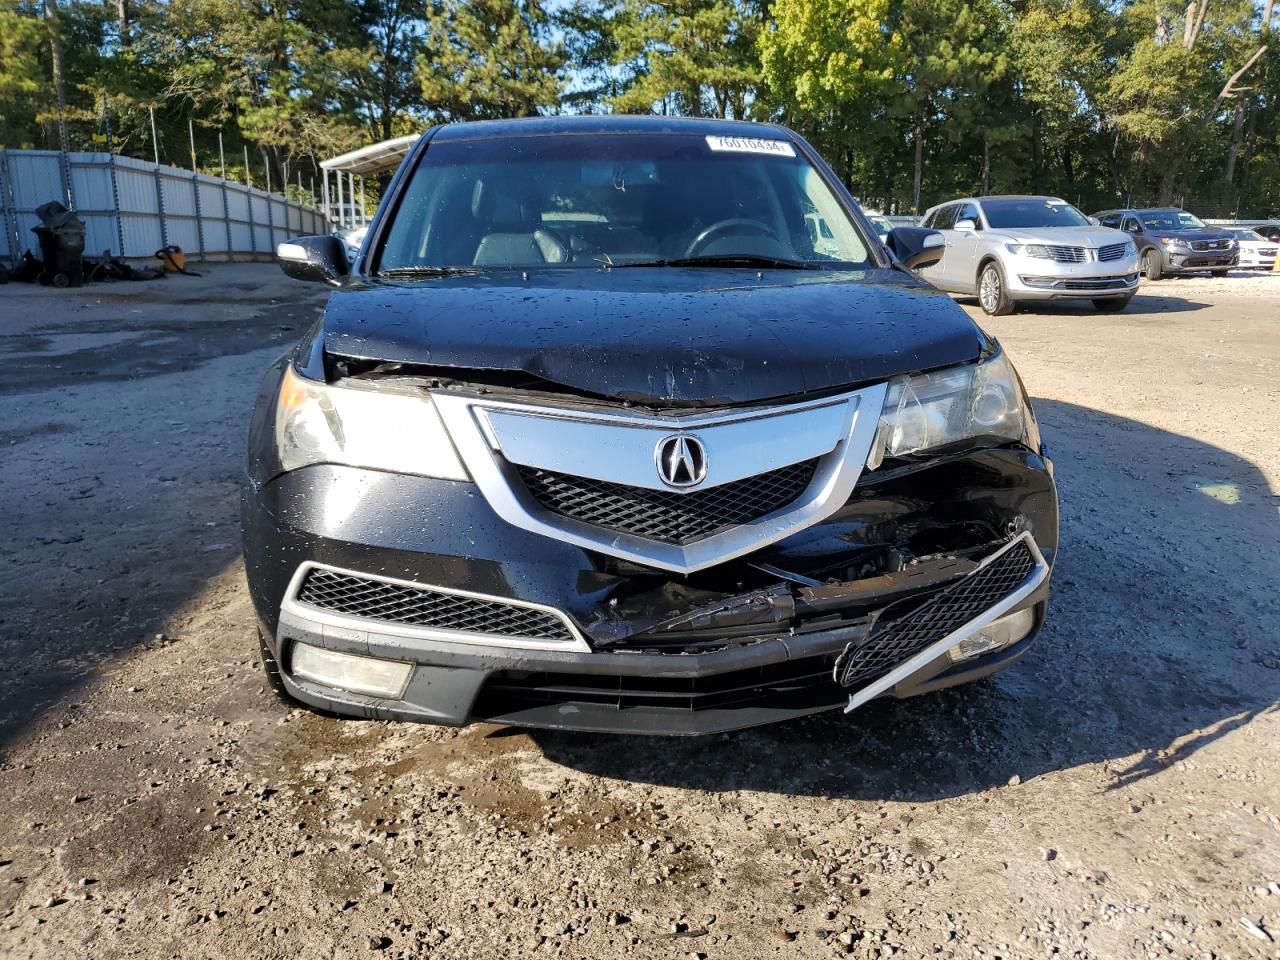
(318, 133), (422, 231)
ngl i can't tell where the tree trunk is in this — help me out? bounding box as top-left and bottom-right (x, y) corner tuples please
(1225, 100), (1245, 182)
(43, 0), (70, 155)
(1031, 116), (1043, 193)
(980, 135), (990, 196)
(912, 114), (924, 213)
(1157, 159), (1178, 205)
(116, 0), (129, 46)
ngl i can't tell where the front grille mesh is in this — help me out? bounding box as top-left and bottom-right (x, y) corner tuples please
(1191, 239), (1230, 251)
(515, 459), (819, 545)
(296, 568), (575, 642)
(475, 654), (843, 716)
(837, 539), (1038, 689)
(1061, 274), (1134, 290)
(1097, 242), (1129, 262)
(1044, 245), (1087, 262)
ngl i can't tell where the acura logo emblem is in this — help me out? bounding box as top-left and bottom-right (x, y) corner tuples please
(655, 434), (708, 488)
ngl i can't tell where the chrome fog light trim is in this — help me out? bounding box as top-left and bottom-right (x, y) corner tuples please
(290, 641), (414, 699)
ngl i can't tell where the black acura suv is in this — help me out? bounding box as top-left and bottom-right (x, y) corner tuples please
(244, 116), (1058, 735)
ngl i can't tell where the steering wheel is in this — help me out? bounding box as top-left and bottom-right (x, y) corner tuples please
(684, 218), (778, 258)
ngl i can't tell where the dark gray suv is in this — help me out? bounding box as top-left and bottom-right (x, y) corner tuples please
(1093, 208), (1237, 279)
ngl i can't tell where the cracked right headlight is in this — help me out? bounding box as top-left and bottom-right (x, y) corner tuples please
(867, 351), (1030, 467)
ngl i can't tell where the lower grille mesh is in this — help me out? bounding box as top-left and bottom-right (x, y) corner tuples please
(837, 540), (1038, 689)
(515, 459), (819, 544)
(475, 654), (843, 715)
(296, 568), (575, 642)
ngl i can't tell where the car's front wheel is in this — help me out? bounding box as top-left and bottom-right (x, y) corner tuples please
(1211, 268), (1230, 277)
(978, 262), (1014, 316)
(1092, 295), (1133, 312)
(1141, 249), (1163, 281)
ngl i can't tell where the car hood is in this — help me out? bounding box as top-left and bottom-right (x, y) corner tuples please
(321, 268), (984, 407)
(1144, 228), (1233, 242)
(991, 225), (1129, 246)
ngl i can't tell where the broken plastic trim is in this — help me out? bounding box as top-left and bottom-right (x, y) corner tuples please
(839, 532), (1048, 712)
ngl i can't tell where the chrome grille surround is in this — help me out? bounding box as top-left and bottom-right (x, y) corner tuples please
(1191, 238), (1231, 252)
(432, 384), (887, 575)
(283, 562), (589, 652)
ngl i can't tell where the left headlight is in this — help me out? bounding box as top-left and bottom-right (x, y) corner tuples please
(275, 365), (469, 480)
(868, 351), (1031, 467)
(1005, 243), (1052, 259)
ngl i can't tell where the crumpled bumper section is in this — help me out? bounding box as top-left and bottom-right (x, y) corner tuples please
(244, 444), (1057, 735)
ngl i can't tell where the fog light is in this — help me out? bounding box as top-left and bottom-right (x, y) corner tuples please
(290, 642), (413, 699)
(948, 608), (1036, 664)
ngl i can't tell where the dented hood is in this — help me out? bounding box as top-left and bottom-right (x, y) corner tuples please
(322, 268), (984, 406)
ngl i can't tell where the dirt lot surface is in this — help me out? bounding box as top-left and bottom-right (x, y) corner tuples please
(1, 265), (1278, 960)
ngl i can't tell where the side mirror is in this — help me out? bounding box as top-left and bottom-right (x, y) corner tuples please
(276, 235), (350, 285)
(1087, 216), (1101, 226)
(954, 218), (977, 232)
(886, 227), (944, 270)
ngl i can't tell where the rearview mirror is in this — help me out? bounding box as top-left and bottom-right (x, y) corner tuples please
(886, 227), (944, 270)
(276, 235), (350, 285)
(1087, 216), (1101, 226)
(954, 218), (977, 232)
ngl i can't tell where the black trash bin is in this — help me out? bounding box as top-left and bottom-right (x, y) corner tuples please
(32, 201), (86, 288)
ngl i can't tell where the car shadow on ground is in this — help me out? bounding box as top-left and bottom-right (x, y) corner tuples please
(523, 399), (1280, 801)
(954, 291), (1212, 315)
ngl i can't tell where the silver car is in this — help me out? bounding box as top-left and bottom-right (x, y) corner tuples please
(918, 196), (1141, 315)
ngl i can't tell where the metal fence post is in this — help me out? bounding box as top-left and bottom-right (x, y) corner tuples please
(153, 167), (169, 250)
(106, 150), (125, 257)
(0, 151), (19, 265)
(191, 172), (206, 261)
(247, 186), (257, 257)
(265, 190), (275, 255)
(221, 176), (234, 263)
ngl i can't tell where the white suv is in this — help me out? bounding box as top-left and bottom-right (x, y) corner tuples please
(918, 196), (1140, 315)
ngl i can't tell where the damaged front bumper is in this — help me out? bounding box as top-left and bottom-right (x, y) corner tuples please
(243, 439), (1058, 735)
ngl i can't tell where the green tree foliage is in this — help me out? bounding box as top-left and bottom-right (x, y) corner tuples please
(417, 0), (564, 120)
(605, 0), (762, 117)
(1, 0), (1278, 217)
(0, 1), (47, 147)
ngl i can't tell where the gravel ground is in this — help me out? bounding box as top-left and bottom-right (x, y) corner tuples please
(1, 265), (1278, 960)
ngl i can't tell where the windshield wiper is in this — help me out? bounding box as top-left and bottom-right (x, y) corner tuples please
(377, 265), (483, 278)
(611, 254), (821, 270)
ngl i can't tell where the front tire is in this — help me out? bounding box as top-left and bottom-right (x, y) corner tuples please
(1141, 249), (1163, 281)
(978, 262), (1014, 316)
(1211, 268), (1229, 277)
(1093, 295), (1133, 312)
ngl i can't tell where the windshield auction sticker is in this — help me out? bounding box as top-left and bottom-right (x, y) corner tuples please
(705, 135), (797, 157)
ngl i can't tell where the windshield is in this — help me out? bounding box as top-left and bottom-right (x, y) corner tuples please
(376, 133), (871, 271)
(980, 198), (1091, 229)
(1138, 210), (1207, 231)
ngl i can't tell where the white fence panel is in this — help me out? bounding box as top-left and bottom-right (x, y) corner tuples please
(249, 193), (271, 252)
(198, 179), (229, 254)
(1, 148), (329, 266)
(158, 170), (201, 254)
